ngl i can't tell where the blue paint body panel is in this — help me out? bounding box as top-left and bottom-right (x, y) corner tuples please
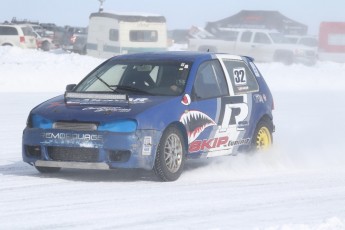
(22, 51), (274, 171)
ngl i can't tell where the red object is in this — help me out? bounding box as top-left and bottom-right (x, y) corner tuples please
(70, 35), (77, 44)
(19, 36), (25, 43)
(319, 22), (345, 53)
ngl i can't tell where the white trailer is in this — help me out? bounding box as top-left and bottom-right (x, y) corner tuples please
(87, 12), (167, 59)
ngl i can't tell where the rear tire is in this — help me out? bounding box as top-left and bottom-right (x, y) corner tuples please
(41, 41), (50, 51)
(153, 126), (186, 181)
(251, 118), (274, 151)
(35, 166), (61, 173)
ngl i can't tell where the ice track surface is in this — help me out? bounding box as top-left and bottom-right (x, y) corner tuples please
(1, 46), (345, 229)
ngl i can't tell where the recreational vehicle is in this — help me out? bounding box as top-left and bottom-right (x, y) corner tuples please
(87, 12), (167, 58)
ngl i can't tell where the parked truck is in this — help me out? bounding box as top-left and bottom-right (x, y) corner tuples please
(188, 28), (317, 65)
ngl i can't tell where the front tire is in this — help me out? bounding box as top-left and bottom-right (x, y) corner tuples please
(154, 126), (186, 181)
(252, 118), (274, 151)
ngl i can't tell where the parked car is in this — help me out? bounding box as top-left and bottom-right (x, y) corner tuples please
(72, 33), (87, 54)
(0, 24), (37, 49)
(22, 51), (274, 181)
(62, 26), (87, 52)
(168, 29), (190, 44)
(285, 35), (318, 47)
(33, 31), (54, 51)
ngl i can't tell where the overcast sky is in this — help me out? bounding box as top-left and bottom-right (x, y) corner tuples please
(1, 0), (344, 35)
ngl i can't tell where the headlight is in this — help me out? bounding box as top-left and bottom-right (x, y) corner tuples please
(98, 120), (137, 133)
(31, 114), (53, 129)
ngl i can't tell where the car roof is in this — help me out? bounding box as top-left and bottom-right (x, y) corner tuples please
(0, 23), (28, 27)
(110, 51), (243, 62)
(218, 27), (280, 33)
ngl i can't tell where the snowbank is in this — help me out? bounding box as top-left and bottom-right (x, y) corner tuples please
(1, 46), (345, 93)
(0, 47), (104, 92)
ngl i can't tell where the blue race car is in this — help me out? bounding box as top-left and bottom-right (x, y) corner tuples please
(23, 52), (274, 181)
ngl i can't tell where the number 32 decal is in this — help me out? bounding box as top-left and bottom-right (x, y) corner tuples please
(233, 67), (247, 86)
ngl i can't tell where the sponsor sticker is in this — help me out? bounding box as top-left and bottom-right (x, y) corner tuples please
(83, 107), (131, 113)
(189, 137), (250, 153)
(142, 136), (152, 156)
(249, 62), (260, 77)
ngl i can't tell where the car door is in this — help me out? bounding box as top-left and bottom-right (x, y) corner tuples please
(250, 32), (276, 62)
(236, 30), (253, 56)
(184, 59), (248, 157)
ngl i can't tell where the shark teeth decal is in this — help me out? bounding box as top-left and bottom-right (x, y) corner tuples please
(180, 110), (216, 143)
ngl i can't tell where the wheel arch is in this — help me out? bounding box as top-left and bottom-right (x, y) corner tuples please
(153, 121), (188, 181)
(166, 121), (189, 151)
(257, 114), (274, 132)
(241, 113), (274, 153)
(253, 114), (274, 145)
(151, 121), (188, 163)
(2, 43), (13, 46)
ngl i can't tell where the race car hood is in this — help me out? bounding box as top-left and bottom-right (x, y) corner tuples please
(30, 93), (176, 124)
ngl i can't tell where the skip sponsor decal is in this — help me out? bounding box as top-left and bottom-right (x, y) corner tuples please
(189, 137), (250, 153)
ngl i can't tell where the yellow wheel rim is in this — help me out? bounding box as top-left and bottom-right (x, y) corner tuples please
(256, 127), (272, 150)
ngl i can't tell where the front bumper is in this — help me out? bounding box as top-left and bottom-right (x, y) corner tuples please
(22, 128), (162, 170)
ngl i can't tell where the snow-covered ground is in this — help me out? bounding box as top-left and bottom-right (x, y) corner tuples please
(1, 46), (345, 229)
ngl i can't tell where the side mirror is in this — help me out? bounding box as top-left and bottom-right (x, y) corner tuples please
(66, 84), (76, 92)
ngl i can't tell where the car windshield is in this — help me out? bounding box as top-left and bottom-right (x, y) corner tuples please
(74, 59), (191, 96)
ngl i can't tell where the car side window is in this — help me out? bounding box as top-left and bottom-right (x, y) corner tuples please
(254, 32), (271, 44)
(222, 59), (259, 94)
(0, 26), (18, 35)
(241, 31), (252, 42)
(192, 60), (228, 100)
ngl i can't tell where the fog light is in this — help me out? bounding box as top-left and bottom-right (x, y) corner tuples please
(108, 150), (131, 162)
(25, 145), (41, 158)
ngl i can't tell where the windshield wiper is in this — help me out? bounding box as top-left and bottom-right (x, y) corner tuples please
(95, 75), (120, 93)
(112, 85), (152, 95)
